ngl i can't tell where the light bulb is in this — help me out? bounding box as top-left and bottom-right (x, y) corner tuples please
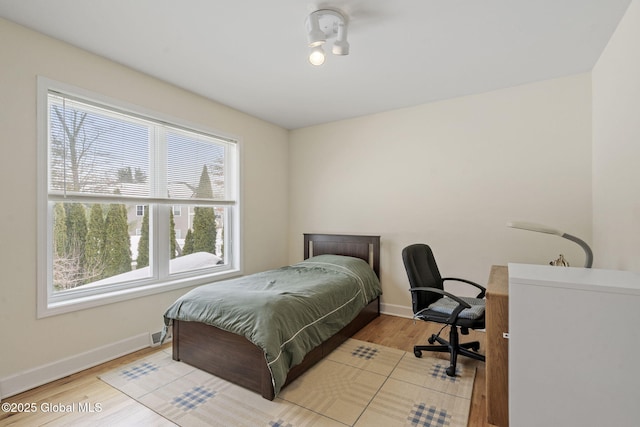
(309, 46), (325, 66)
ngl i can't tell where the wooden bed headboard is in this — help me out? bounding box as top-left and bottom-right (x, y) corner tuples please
(303, 233), (381, 278)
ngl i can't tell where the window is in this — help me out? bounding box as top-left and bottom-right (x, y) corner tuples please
(37, 78), (240, 317)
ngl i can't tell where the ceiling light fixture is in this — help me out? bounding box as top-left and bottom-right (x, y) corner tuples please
(307, 11), (326, 47)
(305, 9), (350, 66)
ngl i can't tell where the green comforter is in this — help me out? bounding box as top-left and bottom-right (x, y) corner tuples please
(163, 254), (382, 396)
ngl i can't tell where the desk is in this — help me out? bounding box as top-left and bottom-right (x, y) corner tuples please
(485, 265), (509, 426)
(508, 264), (640, 426)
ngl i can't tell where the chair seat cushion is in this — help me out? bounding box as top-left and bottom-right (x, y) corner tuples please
(427, 296), (485, 320)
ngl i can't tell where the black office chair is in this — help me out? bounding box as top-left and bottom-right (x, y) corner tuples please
(402, 243), (486, 376)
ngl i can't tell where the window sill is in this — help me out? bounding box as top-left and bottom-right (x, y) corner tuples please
(37, 269), (242, 318)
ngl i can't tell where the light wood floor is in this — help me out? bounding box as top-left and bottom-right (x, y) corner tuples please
(353, 314), (491, 427)
(0, 314), (493, 426)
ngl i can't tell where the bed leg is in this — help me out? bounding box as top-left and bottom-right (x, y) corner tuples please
(261, 366), (275, 400)
(172, 321), (180, 361)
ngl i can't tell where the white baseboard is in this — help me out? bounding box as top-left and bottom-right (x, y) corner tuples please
(0, 333), (151, 400)
(380, 302), (413, 319)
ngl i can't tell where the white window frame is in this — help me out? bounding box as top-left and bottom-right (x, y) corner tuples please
(36, 77), (242, 318)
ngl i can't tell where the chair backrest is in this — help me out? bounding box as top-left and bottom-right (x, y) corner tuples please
(402, 244), (444, 314)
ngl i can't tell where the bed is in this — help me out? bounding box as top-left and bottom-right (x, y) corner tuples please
(164, 233), (381, 400)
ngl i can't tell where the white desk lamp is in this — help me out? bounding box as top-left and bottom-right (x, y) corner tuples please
(507, 221), (593, 268)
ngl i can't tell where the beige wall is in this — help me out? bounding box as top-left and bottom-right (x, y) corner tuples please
(289, 75), (593, 315)
(4, 1), (625, 394)
(0, 18), (289, 382)
(592, 0), (640, 272)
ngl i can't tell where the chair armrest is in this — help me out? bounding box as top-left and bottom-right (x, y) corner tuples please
(442, 277), (486, 298)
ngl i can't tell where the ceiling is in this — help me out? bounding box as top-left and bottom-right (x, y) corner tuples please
(0, 0), (631, 130)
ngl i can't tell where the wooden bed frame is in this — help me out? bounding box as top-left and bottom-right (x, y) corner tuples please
(171, 233), (381, 400)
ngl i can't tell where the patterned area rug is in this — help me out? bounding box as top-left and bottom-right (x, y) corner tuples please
(100, 339), (475, 426)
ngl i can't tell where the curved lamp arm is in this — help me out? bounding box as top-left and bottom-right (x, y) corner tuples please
(507, 221), (593, 268)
